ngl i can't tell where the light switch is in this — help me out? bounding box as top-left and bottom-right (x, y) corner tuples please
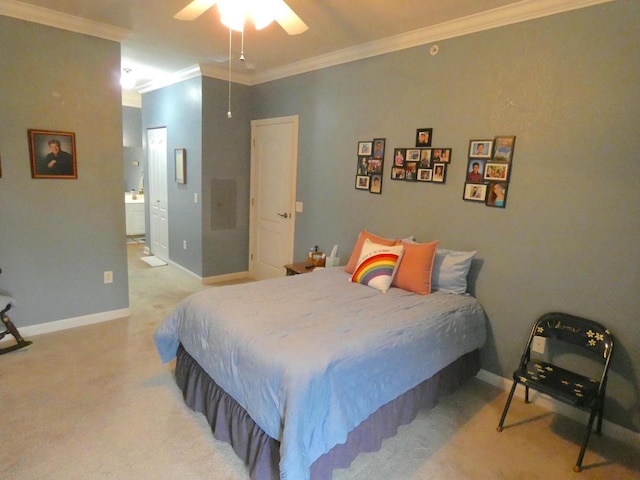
(296, 201), (303, 213)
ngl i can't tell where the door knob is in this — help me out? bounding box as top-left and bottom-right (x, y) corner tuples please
(277, 212), (289, 218)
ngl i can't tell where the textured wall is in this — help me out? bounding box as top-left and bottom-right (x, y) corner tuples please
(250, 1), (640, 432)
(0, 16), (129, 326)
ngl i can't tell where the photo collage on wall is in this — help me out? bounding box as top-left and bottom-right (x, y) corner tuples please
(354, 138), (385, 194)
(390, 128), (453, 184)
(462, 135), (516, 208)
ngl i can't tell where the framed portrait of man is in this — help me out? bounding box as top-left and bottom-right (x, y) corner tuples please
(29, 129), (77, 179)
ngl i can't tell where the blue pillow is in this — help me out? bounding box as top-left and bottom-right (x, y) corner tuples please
(431, 248), (476, 294)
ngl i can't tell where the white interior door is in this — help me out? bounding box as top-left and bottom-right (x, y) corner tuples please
(147, 127), (169, 261)
(249, 116), (298, 280)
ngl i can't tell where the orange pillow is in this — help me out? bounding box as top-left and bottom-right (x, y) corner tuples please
(344, 230), (399, 274)
(392, 240), (439, 295)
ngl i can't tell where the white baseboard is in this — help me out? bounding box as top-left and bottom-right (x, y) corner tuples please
(202, 271), (250, 284)
(0, 308), (130, 341)
(476, 369), (639, 447)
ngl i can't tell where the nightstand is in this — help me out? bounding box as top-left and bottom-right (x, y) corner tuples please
(284, 262), (315, 276)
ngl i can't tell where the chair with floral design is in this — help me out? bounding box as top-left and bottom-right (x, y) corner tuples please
(496, 312), (614, 472)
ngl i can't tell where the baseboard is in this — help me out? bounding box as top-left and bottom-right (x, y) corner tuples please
(0, 308), (130, 341)
(476, 369), (639, 447)
(202, 271), (250, 284)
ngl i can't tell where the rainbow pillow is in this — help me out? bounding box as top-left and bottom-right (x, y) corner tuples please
(350, 239), (404, 293)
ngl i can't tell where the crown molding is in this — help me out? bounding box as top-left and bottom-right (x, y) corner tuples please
(251, 0), (614, 85)
(0, 0), (130, 42)
(122, 90), (142, 108)
(199, 63), (253, 86)
(136, 65), (203, 94)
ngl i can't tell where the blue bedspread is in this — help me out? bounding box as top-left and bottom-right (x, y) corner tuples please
(154, 268), (486, 480)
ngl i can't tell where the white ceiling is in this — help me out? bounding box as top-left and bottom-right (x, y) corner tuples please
(0, 0), (612, 93)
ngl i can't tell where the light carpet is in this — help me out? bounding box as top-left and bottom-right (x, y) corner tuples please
(0, 244), (638, 480)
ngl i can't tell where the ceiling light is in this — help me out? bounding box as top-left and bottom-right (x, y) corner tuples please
(218, 0), (274, 31)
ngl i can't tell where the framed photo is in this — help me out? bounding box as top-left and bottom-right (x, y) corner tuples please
(465, 159), (486, 183)
(418, 149), (431, 168)
(175, 148), (186, 184)
(28, 129), (77, 179)
(486, 182), (508, 208)
(372, 138), (385, 159)
(484, 162), (510, 181)
(357, 156), (370, 175)
(439, 148), (451, 163)
(405, 162), (418, 180)
(493, 135), (516, 162)
(469, 139), (493, 158)
(417, 168), (432, 182)
(355, 175), (370, 190)
(370, 174), (382, 194)
(391, 167), (405, 180)
(415, 128), (432, 147)
(432, 163), (446, 183)
(367, 157), (383, 174)
(358, 141), (373, 156)
(393, 148), (406, 167)
(406, 149), (421, 162)
(463, 182), (487, 202)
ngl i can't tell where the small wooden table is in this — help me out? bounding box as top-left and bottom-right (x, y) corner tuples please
(284, 262), (315, 276)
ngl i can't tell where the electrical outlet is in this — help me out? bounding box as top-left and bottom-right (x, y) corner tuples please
(532, 336), (546, 354)
(104, 271), (113, 284)
(183, 240), (187, 250)
(194, 193), (198, 203)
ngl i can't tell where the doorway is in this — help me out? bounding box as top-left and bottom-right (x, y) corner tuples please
(249, 116), (299, 280)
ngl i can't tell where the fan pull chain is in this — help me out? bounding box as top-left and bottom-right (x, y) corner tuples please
(240, 28), (246, 62)
(227, 27), (232, 119)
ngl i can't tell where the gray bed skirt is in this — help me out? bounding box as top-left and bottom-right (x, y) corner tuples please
(175, 344), (480, 480)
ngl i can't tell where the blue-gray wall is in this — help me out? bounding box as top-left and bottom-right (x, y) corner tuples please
(141, 76), (251, 277)
(0, 16), (129, 325)
(123, 105), (143, 192)
(250, 1), (639, 432)
(1, 1), (637, 434)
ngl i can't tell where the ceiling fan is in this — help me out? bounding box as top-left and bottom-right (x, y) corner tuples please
(174, 0), (308, 35)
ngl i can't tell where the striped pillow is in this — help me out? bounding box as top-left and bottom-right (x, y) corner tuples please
(350, 239), (404, 293)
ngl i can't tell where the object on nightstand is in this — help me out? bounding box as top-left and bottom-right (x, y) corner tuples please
(325, 244), (340, 267)
(307, 246), (326, 267)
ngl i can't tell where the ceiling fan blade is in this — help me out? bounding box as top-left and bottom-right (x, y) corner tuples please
(174, 0), (218, 21)
(272, 0), (308, 35)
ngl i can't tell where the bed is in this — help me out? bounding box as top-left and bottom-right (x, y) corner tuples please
(154, 264), (486, 480)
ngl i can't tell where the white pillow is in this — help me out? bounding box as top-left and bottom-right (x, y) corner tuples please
(431, 248), (476, 294)
(350, 239), (404, 293)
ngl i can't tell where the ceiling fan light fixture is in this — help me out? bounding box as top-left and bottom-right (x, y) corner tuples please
(218, 0), (275, 31)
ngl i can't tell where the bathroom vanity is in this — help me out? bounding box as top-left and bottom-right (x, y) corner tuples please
(125, 193), (145, 236)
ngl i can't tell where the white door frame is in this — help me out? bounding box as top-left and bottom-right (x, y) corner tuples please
(248, 115), (299, 278)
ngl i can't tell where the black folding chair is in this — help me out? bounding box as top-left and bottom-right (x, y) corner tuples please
(496, 312), (614, 472)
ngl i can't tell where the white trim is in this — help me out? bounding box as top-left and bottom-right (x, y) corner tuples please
(132, 0), (614, 93)
(476, 369), (640, 448)
(0, 308), (130, 341)
(136, 65), (202, 94)
(202, 271), (250, 285)
(199, 63), (252, 86)
(250, 0), (615, 84)
(122, 90), (142, 108)
(0, 0), (130, 42)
